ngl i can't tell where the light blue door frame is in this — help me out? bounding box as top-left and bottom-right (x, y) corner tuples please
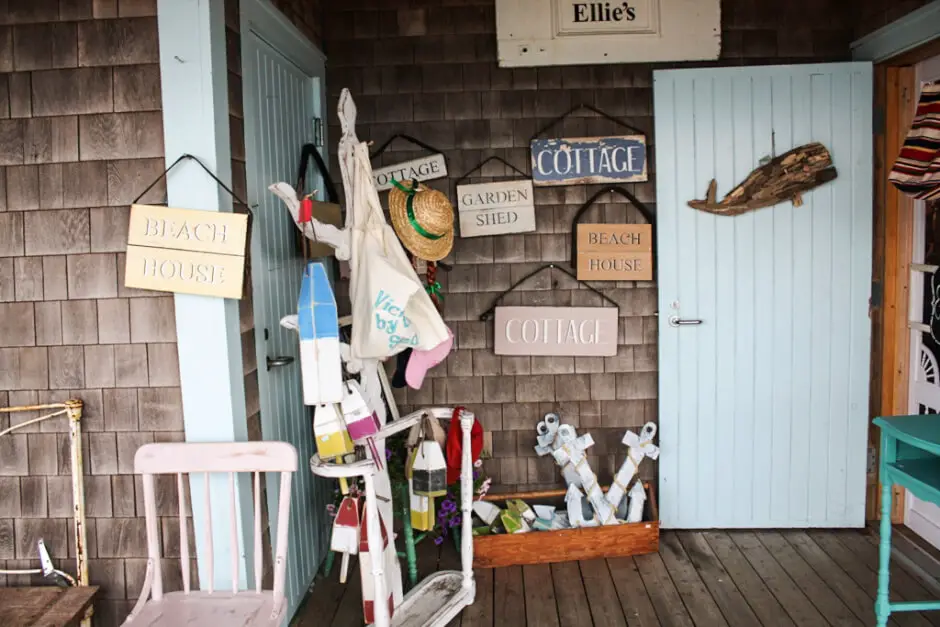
(654, 63), (874, 529)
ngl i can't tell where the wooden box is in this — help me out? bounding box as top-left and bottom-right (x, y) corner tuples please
(473, 482), (659, 568)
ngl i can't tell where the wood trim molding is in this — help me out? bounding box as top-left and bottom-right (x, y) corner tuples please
(851, 0), (940, 62)
(241, 0), (326, 76)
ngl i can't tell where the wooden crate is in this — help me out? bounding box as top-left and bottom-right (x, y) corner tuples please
(473, 482), (659, 568)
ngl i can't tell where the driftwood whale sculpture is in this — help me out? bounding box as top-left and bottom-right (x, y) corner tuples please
(688, 142), (837, 216)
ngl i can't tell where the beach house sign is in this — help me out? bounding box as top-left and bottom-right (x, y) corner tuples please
(457, 179), (536, 237)
(531, 136), (647, 186)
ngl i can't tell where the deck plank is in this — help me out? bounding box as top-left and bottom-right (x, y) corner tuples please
(524, 564), (561, 627)
(702, 532), (794, 627)
(726, 531), (826, 626)
(835, 530), (940, 626)
(676, 532), (761, 627)
(754, 531), (863, 626)
(659, 532), (729, 626)
(551, 562), (595, 627)
(329, 557), (365, 627)
(461, 568), (494, 627)
(634, 552), (695, 627)
(809, 531), (934, 627)
(494, 566), (526, 625)
(607, 557), (661, 627)
(295, 559), (359, 626)
(783, 531), (895, 626)
(580, 559), (629, 627)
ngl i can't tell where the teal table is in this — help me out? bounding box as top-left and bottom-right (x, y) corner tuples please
(874, 415), (940, 626)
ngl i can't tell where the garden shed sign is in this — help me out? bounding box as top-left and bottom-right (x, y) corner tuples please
(531, 136), (647, 186)
(457, 180), (536, 237)
(494, 306), (618, 356)
(123, 204), (248, 299)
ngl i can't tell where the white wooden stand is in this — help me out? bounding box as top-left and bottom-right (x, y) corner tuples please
(311, 407), (476, 627)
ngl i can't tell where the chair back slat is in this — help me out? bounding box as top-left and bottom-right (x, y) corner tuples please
(141, 474), (164, 601)
(254, 471), (262, 594)
(204, 472), (214, 594)
(271, 472), (292, 605)
(132, 441), (298, 612)
(178, 472), (191, 594)
(230, 472), (239, 594)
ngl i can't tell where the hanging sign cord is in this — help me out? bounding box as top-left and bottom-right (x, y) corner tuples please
(453, 155), (529, 187)
(478, 263), (619, 321)
(530, 103), (646, 142)
(132, 153), (250, 208)
(368, 134), (445, 161)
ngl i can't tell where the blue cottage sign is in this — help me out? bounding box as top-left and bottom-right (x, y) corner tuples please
(530, 135), (647, 186)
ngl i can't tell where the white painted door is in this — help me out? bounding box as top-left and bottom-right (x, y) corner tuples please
(654, 63), (873, 528)
(242, 31), (330, 617)
(905, 54), (940, 548)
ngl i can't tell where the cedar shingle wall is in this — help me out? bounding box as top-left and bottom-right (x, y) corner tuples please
(322, 0), (856, 492)
(0, 2), (191, 625)
(854, 0), (931, 39)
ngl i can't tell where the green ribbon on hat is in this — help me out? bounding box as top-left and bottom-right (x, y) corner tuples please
(391, 178), (444, 241)
(426, 281), (444, 302)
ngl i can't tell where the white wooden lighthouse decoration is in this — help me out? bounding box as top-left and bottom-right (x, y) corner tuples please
(605, 422), (659, 511)
(298, 262), (344, 405)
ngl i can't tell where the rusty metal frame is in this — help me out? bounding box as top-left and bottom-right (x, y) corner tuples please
(0, 399), (91, 626)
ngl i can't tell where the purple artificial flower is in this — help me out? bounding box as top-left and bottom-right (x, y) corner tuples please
(386, 448), (393, 461)
(449, 515), (462, 528)
(326, 504), (336, 517)
(433, 535), (444, 546)
(440, 499), (456, 514)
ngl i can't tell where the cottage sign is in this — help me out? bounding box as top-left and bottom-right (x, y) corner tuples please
(577, 223), (653, 281)
(371, 153), (447, 192)
(123, 204), (248, 299)
(457, 179), (536, 237)
(530, 136), (647, 186)
(494, 306), (618, 356)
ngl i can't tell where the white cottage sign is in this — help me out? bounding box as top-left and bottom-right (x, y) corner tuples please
(372, 154), (447, 192)
(457, 180), (535, 237)
(494, 306), (618, 356)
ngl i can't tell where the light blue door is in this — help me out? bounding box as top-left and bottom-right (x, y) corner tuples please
(242, 31), (330, 617)
(654, 63), (873, 529)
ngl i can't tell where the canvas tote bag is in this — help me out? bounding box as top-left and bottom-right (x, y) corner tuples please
(348, 142), (449, 359)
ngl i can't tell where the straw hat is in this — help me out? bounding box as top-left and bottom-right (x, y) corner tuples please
(388, 179), (454, 262)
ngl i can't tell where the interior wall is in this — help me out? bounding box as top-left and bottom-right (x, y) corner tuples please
(321, 0), (856, 492)
(0, 1), (188, 625)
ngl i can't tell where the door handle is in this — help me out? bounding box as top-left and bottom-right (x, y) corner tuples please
(266, 356), (295, 370)
(668, 316), (703, 327)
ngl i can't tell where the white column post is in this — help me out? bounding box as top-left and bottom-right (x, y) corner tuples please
(157, 0), (251, 591)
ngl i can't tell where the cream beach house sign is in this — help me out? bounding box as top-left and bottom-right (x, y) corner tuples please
(493, 306), (618, 356)
(123, 204), (248, 299)
(457, 179), (535, 237)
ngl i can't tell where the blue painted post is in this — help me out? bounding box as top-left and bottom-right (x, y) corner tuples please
(876, 434), (896, 627)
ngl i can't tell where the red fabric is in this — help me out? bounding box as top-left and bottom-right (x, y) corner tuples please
(446, 406), (483, 484)
(299, 197), (313, 223)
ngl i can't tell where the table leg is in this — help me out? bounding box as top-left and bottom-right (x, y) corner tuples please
(876, 479), (893, 627)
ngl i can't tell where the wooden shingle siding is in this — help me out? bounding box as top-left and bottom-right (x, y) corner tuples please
(0, 4), (185, 621)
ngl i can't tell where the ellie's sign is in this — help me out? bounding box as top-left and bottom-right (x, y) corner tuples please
(457, 180), (535, 237)
(372, 153), (447, 192)
(494, 306), (618, 356)
(123, 204), (248, 299)
(530, 136), (647, 186)
(577, 224), (653, 281)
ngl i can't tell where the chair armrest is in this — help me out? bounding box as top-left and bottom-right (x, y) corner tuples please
(124, 559), (155, 624)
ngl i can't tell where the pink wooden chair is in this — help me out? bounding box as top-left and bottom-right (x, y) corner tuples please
(124, 441), (298, 626)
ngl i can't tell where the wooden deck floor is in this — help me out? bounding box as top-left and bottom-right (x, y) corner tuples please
(293, 528), (940, 626)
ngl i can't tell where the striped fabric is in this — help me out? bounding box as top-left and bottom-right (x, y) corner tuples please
(890, 82), (940, 200)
